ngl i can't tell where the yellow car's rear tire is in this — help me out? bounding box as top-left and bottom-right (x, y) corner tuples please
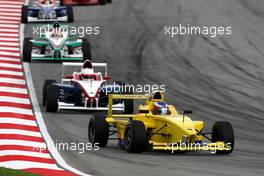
(124, 120), (146, 153)
(212, 121), (234, 154)
(88, 113), (109, 147)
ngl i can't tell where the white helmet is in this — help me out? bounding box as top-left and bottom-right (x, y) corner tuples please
(81, 68), (94, 80)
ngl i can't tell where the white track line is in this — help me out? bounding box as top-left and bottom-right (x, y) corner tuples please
(0, 5), (22, 8)
(0, 118), (36, 126)
(0, 1), (24, 5)
(0, 47), (20, 51)
(0, 87), (27, 94)
(24, 63), (91, 176)
(0, 9), (21, 13)
(0, 97), (30, 105)
(0, 12), (21, 17)
(0, 33), (19, 37)
(0, 39), (19, 42)
(0, 70), (23, 76)
(0, 16), (20, 20)
(0, 150), (51, 159)
(0, 24), (19, 28)
(0, 161), (62, 170)
(0, 51), (20, 57)
(0, 42), (19, 47)
(0, 29), (19, 33)
(0, 129), (42, 138)
(20, 0), (91, 173)
(0, 57), (20, 61)
(0, 78), (25, 84)
(0, 63), (22, 68)
(0, 140), (46, 149)
(0, 20), (20, 24)
(0, 107), (33, 116)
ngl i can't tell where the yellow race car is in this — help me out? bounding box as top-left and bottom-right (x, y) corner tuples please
(88, 91), (234, 154)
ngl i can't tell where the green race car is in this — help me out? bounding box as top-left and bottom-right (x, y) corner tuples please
(22, 23), (91, 62)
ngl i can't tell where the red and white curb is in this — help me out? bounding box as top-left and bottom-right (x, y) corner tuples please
(0, 0), (89, 175)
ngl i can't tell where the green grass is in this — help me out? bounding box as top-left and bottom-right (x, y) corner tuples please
(0, 167), (39, 176)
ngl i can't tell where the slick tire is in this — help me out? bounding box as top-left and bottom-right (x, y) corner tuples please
(124, 120), (146, 153)
(66, 6), (74, 22)
(212, 121), (234, 154)
(82, 38), (92, 61)
(42, 79), (57, 106)
(46, 84), (59, 112)
(88, 113), (109, 147)
(23, 38), (32, 62)
(21, 5), (28, 23)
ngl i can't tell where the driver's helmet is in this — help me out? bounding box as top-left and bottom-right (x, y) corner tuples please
(81, 68), (94, 80)
(51, 22), (62, 37)
(41, 0), (52, 4)
(152, 101), (169, 115)
(53, 22), (60, 29)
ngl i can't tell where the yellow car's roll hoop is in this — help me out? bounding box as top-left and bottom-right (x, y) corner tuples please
(108, 91), (165, 117)
(108, 94), (148, 116)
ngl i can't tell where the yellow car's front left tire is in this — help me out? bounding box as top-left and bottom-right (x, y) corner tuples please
(124, 120), (146, 153)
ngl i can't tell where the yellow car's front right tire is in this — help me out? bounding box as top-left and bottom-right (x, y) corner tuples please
(212, 121), (234, 154)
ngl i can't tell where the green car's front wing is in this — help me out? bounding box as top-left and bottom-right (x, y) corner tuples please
(31, 57), (83, 61)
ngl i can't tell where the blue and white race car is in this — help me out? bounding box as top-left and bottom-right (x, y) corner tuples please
(42, 60), (134, 113)
(21, 0), (73, 23)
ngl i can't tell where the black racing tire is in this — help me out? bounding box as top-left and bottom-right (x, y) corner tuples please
(99, 0), (106, 5)
(23, 38), (32, 62)
(46, 84), (59, 112)
(66, 6), (74, 22)
(82, 38), (92, 61)
(88, 113), (109, 147)
(40, 46), (46, 55)
(42, 79), (57, 106)
(212, 121), (234, 154)
(68, 46), (74, 55)
(106, 0), (112, 3)
(124, 120), (146, 153)
(21, 5), (28, 24)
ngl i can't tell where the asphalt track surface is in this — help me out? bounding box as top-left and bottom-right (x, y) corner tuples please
(25, 0), (264, 175)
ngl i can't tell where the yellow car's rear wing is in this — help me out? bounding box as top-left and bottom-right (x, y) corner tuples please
(108, 94), (148, 116)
